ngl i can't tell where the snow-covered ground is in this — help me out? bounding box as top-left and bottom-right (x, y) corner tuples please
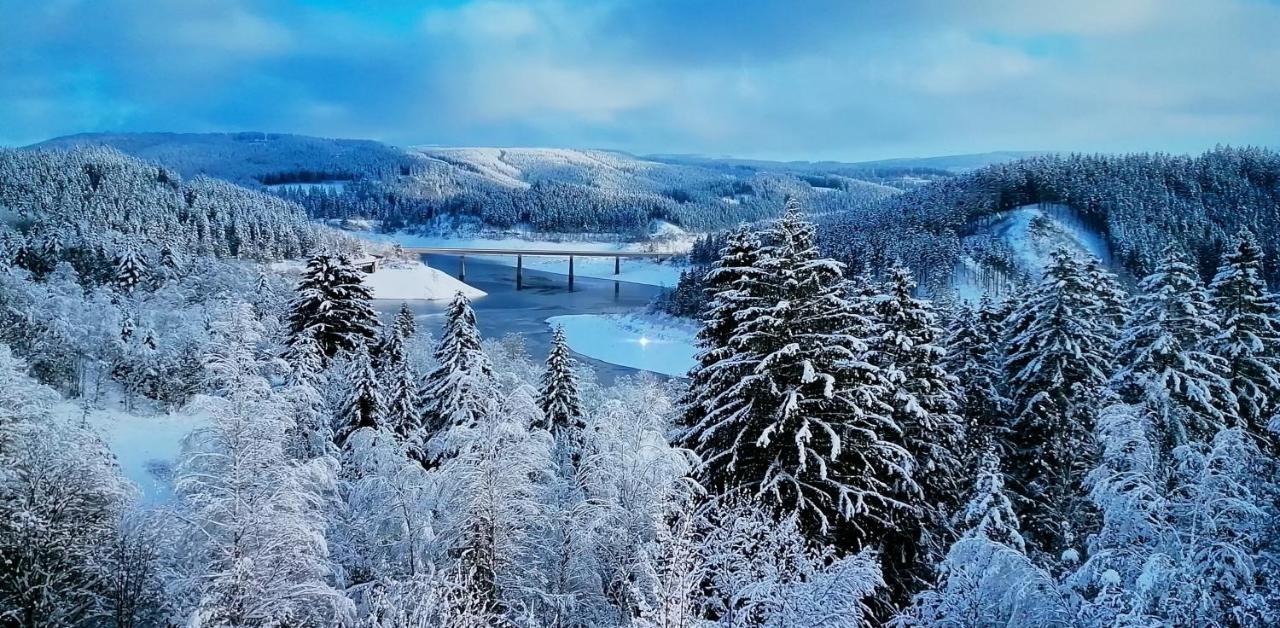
(547, 313), (698, 377)
(271, 258), (486, 301)
(362, 263), (486, 301)
(369, 232), (691, 288)
(951, 203), (1117, 300)
(83, 402), (209, 505)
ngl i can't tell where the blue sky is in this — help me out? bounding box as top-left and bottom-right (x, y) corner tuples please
(2, 0), (1279, 161)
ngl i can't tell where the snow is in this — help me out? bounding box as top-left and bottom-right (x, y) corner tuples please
(365, 232), (691, 288)
(362, 263), (487, 301)
(547, 313), (698, 377)
(950, 203), (1119, 301)
(82, 402), (210, 505)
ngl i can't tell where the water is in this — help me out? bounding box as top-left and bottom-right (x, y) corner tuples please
(374, 254), (666, 383)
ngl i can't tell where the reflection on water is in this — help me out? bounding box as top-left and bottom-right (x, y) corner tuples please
(373, 254), (666, 383)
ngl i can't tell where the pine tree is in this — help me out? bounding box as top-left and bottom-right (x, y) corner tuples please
(282, 332), (333, 460)
(1115, 248), (1235, 450)
(680, 224), (766, 431)
(336, 345), (383, 449)
(942, 296), (1010, 451)
(869, 264), (968, 592)
(394, 302), (416, 339)
(380, 327), (421, 446)
(420, 292), (495, 464)
(539, 325), (584, 440)
(112, 246), (146, 294)
(286, 253), (380, 363)
(955, 446), (1025, 552)
(1208, 229), (1280, 440)
(1004, 248), (1116, 558)
(681, 199), (914, 569)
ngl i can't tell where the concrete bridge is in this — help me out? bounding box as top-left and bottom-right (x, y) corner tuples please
(400, 246), (678, 289)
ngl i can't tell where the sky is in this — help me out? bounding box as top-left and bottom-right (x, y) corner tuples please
(2, 0), (1279, 161)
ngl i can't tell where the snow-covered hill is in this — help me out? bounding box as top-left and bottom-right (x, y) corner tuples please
(950, 203), (1120, 300)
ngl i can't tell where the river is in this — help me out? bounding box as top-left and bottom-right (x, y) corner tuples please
(373, 254), (666, 383)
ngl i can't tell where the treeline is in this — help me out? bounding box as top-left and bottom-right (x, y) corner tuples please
(279, 149), (900, 235)
(0, 147), (342, 281)
(819, 146), (1280, 290)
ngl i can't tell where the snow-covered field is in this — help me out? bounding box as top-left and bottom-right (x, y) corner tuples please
(368, 232), (691, 288)
(83, 402), (209, 505)
(547, 313), (698, 377)
(362, 263), (486, 301)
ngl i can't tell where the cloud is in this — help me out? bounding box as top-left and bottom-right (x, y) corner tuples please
(0, 0), (1277, 159)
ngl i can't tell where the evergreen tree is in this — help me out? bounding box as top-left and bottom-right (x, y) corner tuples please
(420, 292), (495, 464)
(394, 302), (416, 339)
(379, 326), (421, 446)
(336, 345), (383, 449)
(112, 247), (146, 294)
(1208, 229), (1280, 440)
(539, 325), (585, 441)
(680, 224), (766, 431)
(681, 200), (914, 580)
(1115, 248), (1235, 450)
(1004, 249), (1116, 558)
(286, 253), (379, 363)
(942, 296), (1010, 452)
(956, 447), (1026, 552)
(869, 264), (968, 591)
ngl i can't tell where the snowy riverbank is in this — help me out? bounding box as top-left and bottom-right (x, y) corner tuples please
(362, 263), (486, 301)
(547, 313), (698, 377)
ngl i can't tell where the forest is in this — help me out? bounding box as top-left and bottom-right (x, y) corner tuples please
(1, 146), (1279, 626)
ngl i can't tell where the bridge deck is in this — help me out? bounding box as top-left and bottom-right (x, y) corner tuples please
(402, 247), (676, 258)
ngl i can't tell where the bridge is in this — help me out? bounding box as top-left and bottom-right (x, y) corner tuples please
(400, 246), (679, 289)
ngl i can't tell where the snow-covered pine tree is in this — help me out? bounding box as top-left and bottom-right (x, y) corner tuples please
(956, 447), (1026, 552)
(420, 291), (496, 464)
(1082, 256), (1129, 340)
(435, 385), (549, 627)
(1163, 427), (1275, 625)
(1065, 401), (1171, 626)
(281, 332), (333, 460)
(394, 302), (416, 339)
(335, 345), (384, 449)
(681, 199), (914, 568)
(158, 244), (184, 281)
(942, 296), (1010, 452)
(539, 325), (585, 442)
(1208, 229), (1280, 442)
(379, 326), (421, 447)
(1114, 247), (1235, 450)
(679, 224), (766, 431)
(1003, 248), (1116, 559)
(870, 264), (968, 586)
(286, 253), (380, 363)
(112, 246), (146, 294)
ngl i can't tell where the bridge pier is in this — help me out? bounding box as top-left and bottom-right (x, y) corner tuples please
(458, 255), (466, 281)
(568, 255), (575, 291)
(516, 254), (523, 290)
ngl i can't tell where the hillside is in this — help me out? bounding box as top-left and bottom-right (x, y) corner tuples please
(818, 146), (1280, 293)
(27, 133), (905, 235)
(27, 132), (416, 186)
